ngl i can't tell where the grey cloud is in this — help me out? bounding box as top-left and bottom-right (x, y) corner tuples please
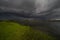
(0, 0), (35, 13)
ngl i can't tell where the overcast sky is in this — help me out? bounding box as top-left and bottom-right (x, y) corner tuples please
(0, 0), (60, 19)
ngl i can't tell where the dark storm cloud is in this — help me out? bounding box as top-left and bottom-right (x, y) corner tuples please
(0, 0), (59, 18)
(0, 0), (36, 19)
(0, 0), (35, 13)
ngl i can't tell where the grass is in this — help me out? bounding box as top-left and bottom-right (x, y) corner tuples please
(0, 21), (56, 40)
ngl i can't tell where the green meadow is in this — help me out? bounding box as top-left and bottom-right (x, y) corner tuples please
(0, 21), (56, 40)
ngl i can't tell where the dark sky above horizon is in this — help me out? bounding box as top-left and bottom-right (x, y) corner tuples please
(0, 0), (60, 20)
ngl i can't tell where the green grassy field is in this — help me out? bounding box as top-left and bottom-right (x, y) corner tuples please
(0, 21), (56, 40)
